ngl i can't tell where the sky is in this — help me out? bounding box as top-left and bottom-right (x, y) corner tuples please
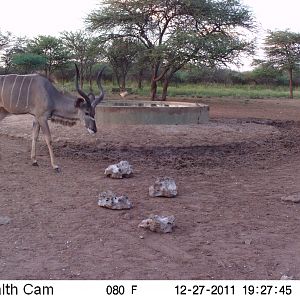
(0, 0), (99, 37)
(0, 0), (300, 69)
(240, 0), (300, 69)
(242, 0), (300, 33)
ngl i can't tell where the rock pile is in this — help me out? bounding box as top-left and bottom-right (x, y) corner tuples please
(101, 161), (178, 233)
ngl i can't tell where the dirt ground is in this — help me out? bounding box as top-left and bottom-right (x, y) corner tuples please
(1, 97), (300, 280)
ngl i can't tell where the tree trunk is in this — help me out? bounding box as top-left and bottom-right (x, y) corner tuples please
(150, 79), (157, 101)
(89, 77), (92, 92)
(161, 77), (170, 101)
(60, 69), (65, 88)
(289, 68), (293, 99)
(114, 72), (121, 90)
(150, 64), (160, 101)
(121, 76), (126, 91)
(138, 69), (143, 89)
(88, 65), (92, 92)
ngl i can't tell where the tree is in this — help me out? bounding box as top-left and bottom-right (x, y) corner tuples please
(87, 0), (255, 100)
(0, 30), (11, 50)
(105, 38), (142, 90)
(61, 30), (103, 90)
(12, 53), (46, 74)
(263, 30), (300, 98)
(0, 30), (12, 73)
(28, 35), (70, 78)
(1, 36), (28, 73)
(85, 37), (105, 91)
(159, 31), (254, 99)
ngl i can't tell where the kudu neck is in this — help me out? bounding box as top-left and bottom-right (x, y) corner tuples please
(51, 93), (80, 126)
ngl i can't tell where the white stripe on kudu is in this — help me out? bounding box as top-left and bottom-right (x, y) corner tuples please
(0, 76), (3, 103)
(16, 76), (26, 108)
(1, 76), (8, 105)
(10, 75), (18, 109)
(26, 77), (33, 109)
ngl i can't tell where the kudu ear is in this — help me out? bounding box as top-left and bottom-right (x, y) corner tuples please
(75, 98), (85, 108)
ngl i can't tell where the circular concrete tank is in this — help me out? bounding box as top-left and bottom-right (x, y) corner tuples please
(96, 100), (209, 125)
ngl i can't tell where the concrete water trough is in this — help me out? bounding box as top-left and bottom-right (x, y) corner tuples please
(95, 100), (209, 125)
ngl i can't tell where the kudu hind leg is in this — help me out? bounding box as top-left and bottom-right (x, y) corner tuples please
(31, 119), (40, 166)
(38, 118), (60, 172)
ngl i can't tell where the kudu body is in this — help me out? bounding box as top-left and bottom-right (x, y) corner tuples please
(0, 66), (104, 171)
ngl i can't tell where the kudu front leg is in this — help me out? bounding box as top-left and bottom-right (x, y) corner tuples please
(38, 117), (60, 172)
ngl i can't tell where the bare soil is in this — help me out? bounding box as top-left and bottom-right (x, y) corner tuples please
(1, 98), (300, 280)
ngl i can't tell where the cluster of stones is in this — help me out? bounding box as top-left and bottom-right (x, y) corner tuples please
(98, 160), (177, 233)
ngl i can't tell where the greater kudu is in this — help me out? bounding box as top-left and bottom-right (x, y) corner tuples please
(0, 65), (105, 172)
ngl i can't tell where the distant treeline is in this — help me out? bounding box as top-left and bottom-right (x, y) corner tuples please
(150, 66), (300, 87)
(1, 0), (299, 99)
(0, 31), (298, 92)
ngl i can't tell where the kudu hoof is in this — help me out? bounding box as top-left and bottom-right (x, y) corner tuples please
(54, 166), (61, 173)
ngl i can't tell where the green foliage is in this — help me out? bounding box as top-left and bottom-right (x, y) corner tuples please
(60, 30), (104, 88)
(245, 65), (287, 85)
(0, 36), (28, 73)
(12, 53), (46, 74)
(2, 8), (299, 102)
(86, 0), (256, 100)
(261, 30), (300, 98)
(135, 83), (300, 99)
(172, 66), (247, 85)
(28, 35), (70, 77)
(106, 38), (144, 89)
(264, 30), (300, 70)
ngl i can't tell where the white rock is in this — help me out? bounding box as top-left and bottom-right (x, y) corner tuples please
(149, 177), (177, 197)
(139, 214), (175, 233)
(281, 193), (300, 203)
(104, 160), (133, 179)
(98, 190), (133, 210)
(0, 216), (11, 225)
(244, 239), (252, 245)
(280, 274), (294, 280)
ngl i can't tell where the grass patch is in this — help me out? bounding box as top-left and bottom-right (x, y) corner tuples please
(136, 83), (300, 99)
(57, 81), (300, 99)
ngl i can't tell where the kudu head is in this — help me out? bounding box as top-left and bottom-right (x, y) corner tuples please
(74, 64), (105, 134)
